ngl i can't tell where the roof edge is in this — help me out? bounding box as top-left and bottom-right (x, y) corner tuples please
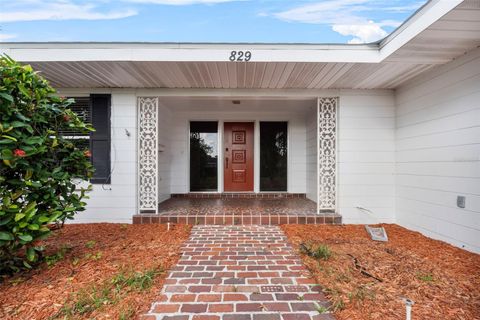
(0, 0), (465, 64)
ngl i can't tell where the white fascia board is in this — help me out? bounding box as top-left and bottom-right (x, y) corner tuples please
(0, 0), (462, 65)
(1, 44), (380, 63)
(379, 0), (464, 60)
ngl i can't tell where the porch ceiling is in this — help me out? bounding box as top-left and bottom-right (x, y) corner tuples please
(1, 0), (479, 90)
(25, 60), (439, 90)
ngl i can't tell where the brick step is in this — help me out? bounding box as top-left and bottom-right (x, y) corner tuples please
(172, 193), (308, 199)
(143, 313), (334, 320)
(133, 214), (342, 225)
(147, 302), (334, 319)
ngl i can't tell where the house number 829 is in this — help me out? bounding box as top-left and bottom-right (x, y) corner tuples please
(229, 51), (252, 62)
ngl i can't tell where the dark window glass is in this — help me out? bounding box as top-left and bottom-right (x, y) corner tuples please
(260, 122), (288, 191)
(65, 95), (111, 184)
(190, 121), (218, 191)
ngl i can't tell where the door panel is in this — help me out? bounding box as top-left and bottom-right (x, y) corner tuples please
(224, 122), (254, 192)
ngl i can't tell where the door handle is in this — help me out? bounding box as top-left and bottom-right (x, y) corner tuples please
(226, 157), (229, 169)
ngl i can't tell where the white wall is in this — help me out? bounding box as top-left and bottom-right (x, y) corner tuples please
(56, 91), (396, 224)
(57, 90), (138, 223)
(395, 47), (480, 253)
(157, 103), (172, 203)
(306, 106), (317, 202)
(337, 91), (396, 224)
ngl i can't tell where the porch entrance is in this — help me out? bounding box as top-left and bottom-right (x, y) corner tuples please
(136, 97), (339, 219)
(224, 122), (254, 192)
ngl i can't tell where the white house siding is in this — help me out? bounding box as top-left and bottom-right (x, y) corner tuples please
(57, 89), (138, 224)
(337, 91), (396, 224)
(395, 47), (480, 253)
(157, 103), (172, 203)
(306, 106), (317, 202)
(54, 91), (397, 224)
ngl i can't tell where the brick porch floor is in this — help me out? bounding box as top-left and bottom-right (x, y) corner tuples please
(142, 225), (335, 320)
(133, 196), (342, 225)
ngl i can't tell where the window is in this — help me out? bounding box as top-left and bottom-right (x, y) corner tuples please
(190, 121), (218, 191)
(67, 94), (111, 184)
(60, 97), (91, 151)
(260, 122), (288, 191)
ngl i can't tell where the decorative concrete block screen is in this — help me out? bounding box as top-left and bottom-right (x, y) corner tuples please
(138, 97), (159, 213)
(317, 97), (337, 212)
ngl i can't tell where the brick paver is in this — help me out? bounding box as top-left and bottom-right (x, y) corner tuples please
(143, 226), (335, 320)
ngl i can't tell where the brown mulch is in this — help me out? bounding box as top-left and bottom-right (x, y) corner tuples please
(281, 224), (480, 320)
(0, 223), (191, 320)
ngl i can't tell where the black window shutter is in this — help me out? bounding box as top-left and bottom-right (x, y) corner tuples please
(90, 94), (111, 184)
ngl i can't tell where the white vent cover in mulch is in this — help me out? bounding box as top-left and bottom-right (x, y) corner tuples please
(365, 225), (388, 242)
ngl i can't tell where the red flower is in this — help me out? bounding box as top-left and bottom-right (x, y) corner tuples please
(83, 150), (92, 157)
(13, 149), (26, 157)
(63, 114), (71, 122)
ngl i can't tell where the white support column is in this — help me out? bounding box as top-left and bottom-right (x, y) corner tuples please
(317, 97), (338, 214)
(137, 97), (159, 214)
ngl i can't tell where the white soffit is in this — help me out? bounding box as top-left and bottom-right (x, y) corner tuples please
(1, 0), (479, 90)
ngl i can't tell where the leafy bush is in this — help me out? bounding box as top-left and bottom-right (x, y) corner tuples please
(0, 55), (94, 273)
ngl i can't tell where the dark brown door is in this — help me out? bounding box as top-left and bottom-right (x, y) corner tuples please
(224, 122), (254, 192)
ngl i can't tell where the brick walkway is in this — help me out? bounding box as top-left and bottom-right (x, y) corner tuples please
(142, 225), (335, 320)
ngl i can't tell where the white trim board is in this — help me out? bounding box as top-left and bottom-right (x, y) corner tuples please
(0, 0), (465, 64)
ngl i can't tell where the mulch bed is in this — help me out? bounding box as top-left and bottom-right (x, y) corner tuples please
(0, 223), (191, 320)
(281, 224), (480, 320)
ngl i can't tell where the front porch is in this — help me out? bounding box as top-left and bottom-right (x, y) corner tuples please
(133, 193), (342, 225)
(136, 97), (339, 224)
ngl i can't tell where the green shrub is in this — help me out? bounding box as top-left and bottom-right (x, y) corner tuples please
(0, 55), (94, 273)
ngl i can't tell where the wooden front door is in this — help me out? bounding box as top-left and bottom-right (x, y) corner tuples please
(224, 122), (254, 192)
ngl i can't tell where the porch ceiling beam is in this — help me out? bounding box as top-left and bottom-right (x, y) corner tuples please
(57, 88), (393, 98)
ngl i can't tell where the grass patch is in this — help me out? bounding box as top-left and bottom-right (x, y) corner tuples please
(324, 287), (345, 311)
(84, 251), (102, 261)
(45, 245), (72, 267)
(85, 240), (96, 249)
(300, 242), (332, 260)
(347, 285), (376, 304)
(315, 303), (330, 314)
(417, 272), (434, 282)
(119, 306), (136, 320)
(60, 286), (113, 316)
(111, 268), (162, 292)
(54, 266), (164, 319)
